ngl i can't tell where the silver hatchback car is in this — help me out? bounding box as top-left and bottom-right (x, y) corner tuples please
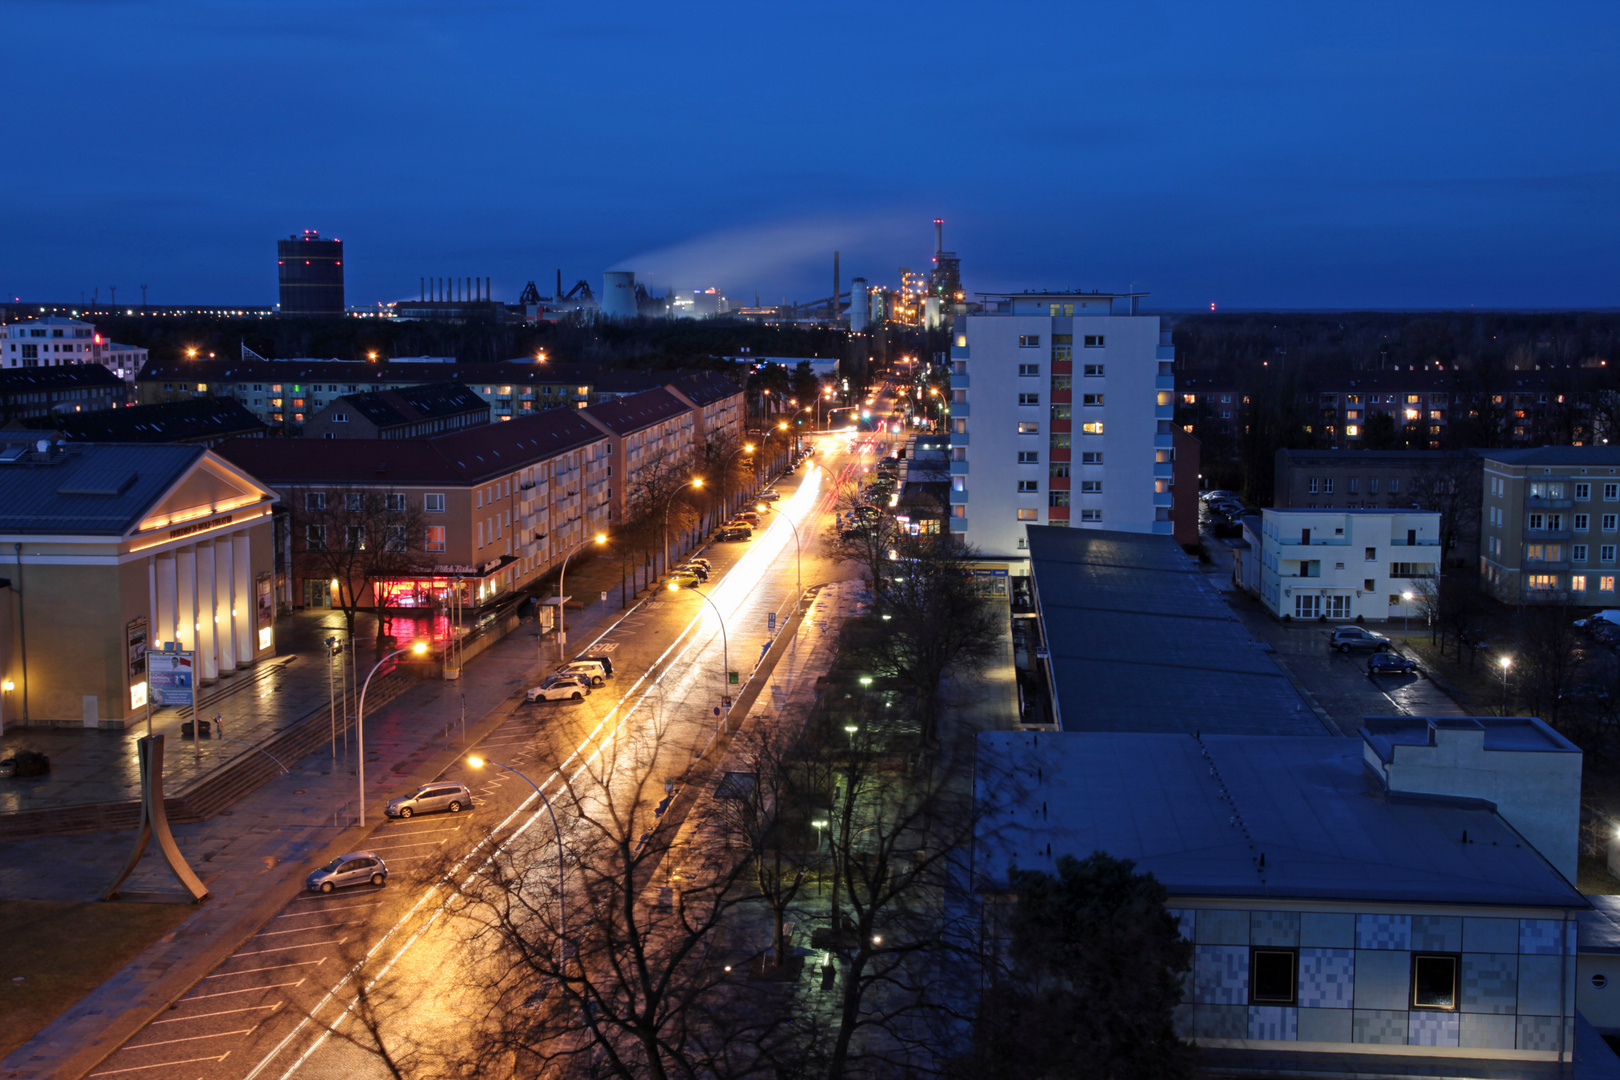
(307, 851), (388, 893)
(385, 781), (473, 819)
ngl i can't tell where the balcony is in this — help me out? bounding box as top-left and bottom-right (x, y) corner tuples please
(1154, 462), (1173, 479)
(1153, 492), (1173, 508)
(1050, 388), (1072, 404)
(1156, 346), (1175, 361)
(950, 459), (969, 475)
(1152, 520), (1174, 535)
(953, 373), (969, 388)
(1524, 529), (1574, 543)
(949, 517), (968, 532)
(1525, 498), (1573, 510)
(1154, 432), (1174, 448)
(952, 402), (969, 417)
(1049, 475), (1070, 491)
(1154, 403), (1175, 420)
(951, 432), (970, 447)
(949, 489), (970, 505)
(1156, 375), (1175, 391)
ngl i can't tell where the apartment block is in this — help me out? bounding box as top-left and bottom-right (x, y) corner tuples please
(1481, 447), (1620, 604)
(1255, 508), (1442, 623)
(0, 363), (128, 422)
(950, 291), (1174, 558)
(1274, 448), (1483, 568)
(302, 382), (490, 439)
(2, 316), (147, 380)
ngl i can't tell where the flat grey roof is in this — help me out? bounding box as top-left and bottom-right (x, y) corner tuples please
(1581, 896), (1620, 954)
(975, 731), (1586, 909)
(1025, 526), (1325, 736)
(1362, 716), (1580, 764)
(1487, 447), (1620, 467)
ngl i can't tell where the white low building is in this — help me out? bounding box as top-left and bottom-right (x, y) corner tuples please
(1, 316), (148, 381)
(1256, 508), (1442, 623)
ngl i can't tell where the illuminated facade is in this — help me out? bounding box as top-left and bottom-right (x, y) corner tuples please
(0, 442), (277, 729)
(1, 316), (148, 380)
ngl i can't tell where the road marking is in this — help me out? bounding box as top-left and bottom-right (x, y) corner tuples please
(277, 901), (377, 917)
(204, 957), (327, 979)
(127, 1025), (257, 1049)
(89, 1051), (230, 1075)
(232, 937), (345, 958)
(185, 978), (306, 1001)
(364, 839), (446, 851)
(256, 920), (361, 938)
(152, 1003), (280, 1024)
(289, 886), (383, 902)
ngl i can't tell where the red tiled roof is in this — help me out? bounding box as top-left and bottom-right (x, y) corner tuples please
(581, 388), (689, 435)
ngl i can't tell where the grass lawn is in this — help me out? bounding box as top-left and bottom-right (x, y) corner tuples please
(0, 899), (197, 1060)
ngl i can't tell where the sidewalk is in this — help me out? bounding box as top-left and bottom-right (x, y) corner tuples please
(0, 577), (638, 1080)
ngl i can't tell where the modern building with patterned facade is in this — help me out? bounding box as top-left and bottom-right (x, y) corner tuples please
(976, 722), (1586, 1073)
(0, 441), (277, 729)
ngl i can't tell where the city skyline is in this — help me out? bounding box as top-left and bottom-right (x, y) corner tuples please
(8, 1), (1619, 310)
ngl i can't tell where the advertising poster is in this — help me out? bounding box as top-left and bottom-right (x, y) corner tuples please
(147, 651), (194, 707)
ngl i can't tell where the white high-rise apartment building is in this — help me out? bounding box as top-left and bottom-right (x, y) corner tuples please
(1, 316), (148, 381)
(949, 291), (1175, 557)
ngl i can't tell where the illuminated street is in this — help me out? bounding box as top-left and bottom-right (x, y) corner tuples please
(82, 407), (909, 1079)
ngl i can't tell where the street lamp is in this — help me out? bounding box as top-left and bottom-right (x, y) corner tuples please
(1402, 591), (1414, 642)
(556, 533), (607, 660)
(663, 478), (703, 579)
(468, 756), (567, 962)
(763, 502), (803, 601)
(674, 580), (730, 715)
(843, 723), (858, 749)
(1499, 655), (1513, 716)
(356, 640), (428, 825)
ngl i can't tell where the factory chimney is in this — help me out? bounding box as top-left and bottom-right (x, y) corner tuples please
(934, 218), (943, 257)
(832, 250), (840, 322)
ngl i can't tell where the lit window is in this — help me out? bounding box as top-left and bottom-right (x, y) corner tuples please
(1345, 425), (1360, 436)
(1604, 576), (1616, 592)
(1016, 509), (1039, 521)
(1573, 575), (1588, 591)
(1018, 422), (1040, 435)
(1082, 422), (1104, 435)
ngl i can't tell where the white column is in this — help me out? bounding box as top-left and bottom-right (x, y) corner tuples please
(155, 552), (178, 645)
(195, 541), (218, 680)
(147, 555), (158, 646)
(176, 545), (197, 653)
(233, 530), (254, 662)
(215, 536), (236, 674)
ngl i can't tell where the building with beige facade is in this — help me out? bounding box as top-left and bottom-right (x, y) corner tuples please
(1481, 447), (1620, 604)
(0, 440), (277, 729)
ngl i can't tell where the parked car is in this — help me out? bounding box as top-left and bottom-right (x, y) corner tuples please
(679, 563), (709, 581)
(717, 526), (752, 542)
(666, 569), (703, 589)
(386, 782), (472, 819)
(686, 557), (713, 572)
(307, 851), (388, 893)
(1367, 653), (1420, 676)
(526, 673), (593, 702)
(579, 654), (614, 677)
(1201, 489), (1237, 503)
(557, 659), (610, 686)
(1574, 610), (1620, 629)
(757, 489), (781, 502)
(852, 504), (882, 520)
(1329, 626), (1391, 653)
(733, 511), (762, 526)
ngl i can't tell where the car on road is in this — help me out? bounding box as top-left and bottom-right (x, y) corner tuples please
(757, 489), (781, 502)
(307, 851), (388, 893)
(386, 782), (473, 818)
(666, 569), (703, 589)
(526, 673), (593, 702)
(1328, 626), (1391, 653)
(717, 526), (751, 542)
(1367, 653), (1421, 677)
(557, 659), (610, 686)
(1201, 489), (1237, 503)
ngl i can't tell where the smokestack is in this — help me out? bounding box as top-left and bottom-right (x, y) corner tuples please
(557, 269), (563, 300)
(486, 276), (491, 302)
(420, 278), (424, 302)
(833, 250), (840, 321)
(934, 218), (943, 257)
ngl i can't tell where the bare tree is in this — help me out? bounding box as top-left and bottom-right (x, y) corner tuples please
(288, 484), (431, 642)
(1408, 455), (1483, 569)
(443, 719), (792, 1080)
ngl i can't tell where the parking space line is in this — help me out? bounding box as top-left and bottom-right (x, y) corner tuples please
(277, 901), (377, 918)
(153, 1003), (280, 1024)
(256, 920), (361, 938)
(290, 886), (383, 902)
(232, 937), (344, 958)
(127, 1025), (257, 1049)
(365, 839), (447, 851)
(204, 957), (327, 979)
(89, 1051), (230, 1075)
(186, 978), (305, 1001)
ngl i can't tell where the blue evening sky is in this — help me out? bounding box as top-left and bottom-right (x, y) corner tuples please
(7, 0), (1618, 310)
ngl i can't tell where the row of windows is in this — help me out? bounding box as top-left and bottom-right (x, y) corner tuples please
(1016, 363), (1105, 378)
(1016, 334), (1107, 349)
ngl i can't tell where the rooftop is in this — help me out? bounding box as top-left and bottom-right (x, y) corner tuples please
(974, 730), (1587, 909)
(583, 388), (689, 436)
(0, 442), (209, 536)
(1361, 716), (1580, 764)
(25, 398), (265, 443)
(1025, 526), (1325, 736)
(1486, 447), (1620, 467)
(335, 382), (489, 428)
(0, 364), (124, 393)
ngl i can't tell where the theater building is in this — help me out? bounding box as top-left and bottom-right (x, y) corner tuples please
(0, 440), (277, 729)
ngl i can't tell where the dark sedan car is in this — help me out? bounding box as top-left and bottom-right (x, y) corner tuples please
(1367, 653), (1421, 677)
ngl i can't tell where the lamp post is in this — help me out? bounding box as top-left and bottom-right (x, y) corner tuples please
(763, 502), (803, 602)
(675, 580), (730, 714)
(663, 478), (703, 580)
(555, 533), (607, 660)
(718, 442), (755, 520)
(468, 756), (567, 962)
(1500, 655), (1512, 716)
(356, 640), (427, 825)
(1402, 591), (1414, 643)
